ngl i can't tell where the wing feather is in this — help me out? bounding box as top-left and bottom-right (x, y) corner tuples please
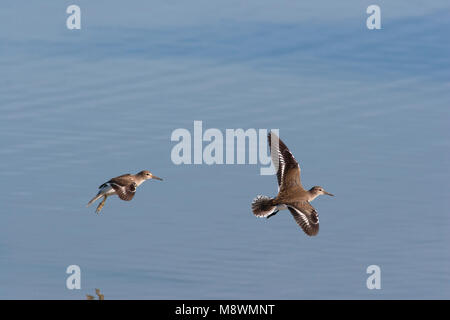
(99, 174), (132, 189)
(287, 203), (319, 236)
(109, 182), (136, 201)
(268, 132), (302, 190)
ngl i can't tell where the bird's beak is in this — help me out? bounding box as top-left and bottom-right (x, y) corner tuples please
(151, 175), (163, 181)
(324, 191), (334, 196)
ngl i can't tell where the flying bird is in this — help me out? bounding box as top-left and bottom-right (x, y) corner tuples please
(87, 170), (162, 213)
(95, 288), (104, 300)
(252, 132), (334, 236)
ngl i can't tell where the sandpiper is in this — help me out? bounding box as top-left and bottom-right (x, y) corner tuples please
(87, 170), (162, 214)
(252, 132), (334, 236)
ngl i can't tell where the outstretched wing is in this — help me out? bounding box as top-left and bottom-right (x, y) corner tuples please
(109, 182), (136, 201)
(268, 132), (302, 190)
(287, 202), (319, 236)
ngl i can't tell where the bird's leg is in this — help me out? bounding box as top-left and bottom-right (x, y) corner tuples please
(96, 195), (108, 214)
(267, 210), (279, 219)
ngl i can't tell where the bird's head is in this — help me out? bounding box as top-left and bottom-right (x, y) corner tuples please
(309, 186), (334, 199)
(137, 170), (163, 181)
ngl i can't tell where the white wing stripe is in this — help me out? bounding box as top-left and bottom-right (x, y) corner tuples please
(288, 205), (319, 225)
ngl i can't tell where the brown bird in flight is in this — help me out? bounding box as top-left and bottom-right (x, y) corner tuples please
(87, 170), (163, 213)
(252, 132), (334, 236)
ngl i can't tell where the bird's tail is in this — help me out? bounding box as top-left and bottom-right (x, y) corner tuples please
(87, 192), (103, 207)
(251, 195), (277, 217)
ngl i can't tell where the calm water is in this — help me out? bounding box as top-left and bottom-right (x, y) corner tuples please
(0, 1), (449, 299)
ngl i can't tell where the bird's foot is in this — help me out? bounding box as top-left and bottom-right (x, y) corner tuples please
(96, 197), (107, 214)
(267, 210), (279, 219)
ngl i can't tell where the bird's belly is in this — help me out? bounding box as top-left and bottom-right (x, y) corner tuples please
(276, 204), (288, 211)
(100, 185), (117, 196)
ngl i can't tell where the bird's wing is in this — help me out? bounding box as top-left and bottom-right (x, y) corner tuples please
(99, 174), (132, 189)
(268, 132), (302, 190)
(109, 182), (136, 201)
(287, 202), (319, 236)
